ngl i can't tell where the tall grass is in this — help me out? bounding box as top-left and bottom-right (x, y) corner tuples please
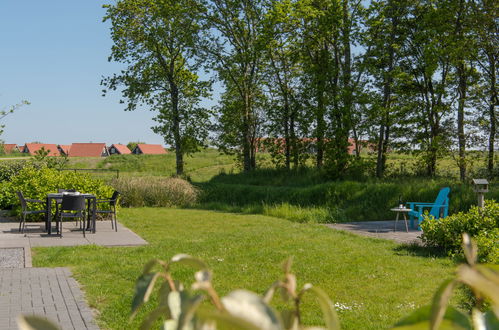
(198, 175), (499, 222)
(110, 177), (199, 207)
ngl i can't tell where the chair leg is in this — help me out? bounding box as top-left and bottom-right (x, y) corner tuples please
(20, 213), (26, 234)
(114, 212), (117, 232)
(19, 215), (23, 232)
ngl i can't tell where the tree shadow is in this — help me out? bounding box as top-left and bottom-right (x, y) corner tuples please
(393, 242), (449, 259)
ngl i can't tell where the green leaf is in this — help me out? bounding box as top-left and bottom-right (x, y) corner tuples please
(17, 315), (61, 330)
(263, 281), (280, 304)
(143, 259), (167, 274)
(483, 310), (499, 329)
(221, 289), (283, 330)
(430, 279), (456, 330)
(140, 306), (171, 330)
(171, 254), (208, 270)
(197, 310), (262, 330)
(302, 285), (340, 330)
(177, 292), (204, 330)
(457, 265), (499, 309)
(393, 305), (471, 330)
(168, 291), (182, 321)
(131, 273), (160, 318)
(162, 319), (178, 330)
(461, 233), (477, 266)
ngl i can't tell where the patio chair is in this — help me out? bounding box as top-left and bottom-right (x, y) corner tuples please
(57, 195), (87, 238)
(94, 191), (120, 231)
(16, 191), (47, 234)
(407, 187), (450, 230)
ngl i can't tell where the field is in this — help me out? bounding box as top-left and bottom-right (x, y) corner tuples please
(5, 149), (497, 223)
(32, 208), (467, 329)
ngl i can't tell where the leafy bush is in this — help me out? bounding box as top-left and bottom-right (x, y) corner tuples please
(0, 160), (39, 182)
(0, 165), (114, 215)
(421, 200), (499, 263)
(393, 234), (499, 329)
(110, 176), (198, 207)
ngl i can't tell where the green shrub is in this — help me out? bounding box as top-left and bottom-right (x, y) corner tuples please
(0, 160), (39, 182)
(420, 200), (499, 263)
(0, 165), (114, 215)
(110, 176), (198, 207)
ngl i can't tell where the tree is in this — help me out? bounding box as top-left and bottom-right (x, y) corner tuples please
(102, 0), (211, 175)
(470, 0), (498, 175)
(363, 0), (410, 178)
(261, 0), (304, 169)
(204, 0), (266, 172)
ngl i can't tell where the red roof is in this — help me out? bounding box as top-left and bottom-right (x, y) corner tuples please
(110, 144), (131, 155)
(58, 145), (71, 155)
(23, 143), (60, 156)
(2, 144), (19, 153)
(69, 143), (108, 157)
(135, 144), (167, 155)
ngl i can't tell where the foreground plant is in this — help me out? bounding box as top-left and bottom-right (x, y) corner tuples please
(130, 255), (340, 330)
(393, 233), (499, 329)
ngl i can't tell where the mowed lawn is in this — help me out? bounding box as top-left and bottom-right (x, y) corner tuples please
(32, 208), (466, 329)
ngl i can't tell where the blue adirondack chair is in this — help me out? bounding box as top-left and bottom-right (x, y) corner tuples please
(406, 187), (450, 230)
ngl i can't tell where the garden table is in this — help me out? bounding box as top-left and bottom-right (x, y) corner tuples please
(45, 193), (97, 235)
(390, 207), (412, 233)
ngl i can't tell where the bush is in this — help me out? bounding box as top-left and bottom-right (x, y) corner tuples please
(420, 200), (499, 263)
(0, 160), (39, 182)
(0, 165), (114, 215)
(110, 176), (198, 207)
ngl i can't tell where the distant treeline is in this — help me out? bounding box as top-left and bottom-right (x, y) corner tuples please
(102, 0), (498, 179)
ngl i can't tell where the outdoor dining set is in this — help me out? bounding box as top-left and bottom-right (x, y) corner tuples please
(16, 190), (120, 237)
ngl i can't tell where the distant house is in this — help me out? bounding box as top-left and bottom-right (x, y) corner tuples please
(131, 144), (167, 155)
(18, 145), (25, 153)
(23, 143), (60, 156)
(57, 145), (71, 156)
(2, 144), (20, 153)
(68, 143), (109, 157)
(108, 144), (131, 155)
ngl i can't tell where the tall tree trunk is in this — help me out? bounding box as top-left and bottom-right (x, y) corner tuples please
(488, 52), (497, 173)
(283, 94), (291, 170)
(243, 92), (252, 172)
(170, 82), (183, 176)
(457, 61), (467, 181)
(316, 82), (325, 169)
(340, 0), (352, 168)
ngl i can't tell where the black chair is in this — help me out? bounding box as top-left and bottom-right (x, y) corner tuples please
(95, 191), (120, 231)
(57, 195), (86, 238)
(55, 189), (77, 214)
(16, 191), (47, 234)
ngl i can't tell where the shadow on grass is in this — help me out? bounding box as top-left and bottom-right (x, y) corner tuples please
(393, 242), (450, 259)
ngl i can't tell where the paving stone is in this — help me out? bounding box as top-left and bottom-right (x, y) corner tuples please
(327, 220), (423, 245)
(0, 268), (99, 329)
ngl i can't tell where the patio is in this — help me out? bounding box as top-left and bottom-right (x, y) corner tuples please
(326, 220), (423, 245)
(0, 218), (148, 250)
(0, 216), (147, 330)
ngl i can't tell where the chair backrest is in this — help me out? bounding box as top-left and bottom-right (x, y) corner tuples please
(429, 187), (450, 218)
(61, 195), (86, 212)
(110, 191), (120, 206)
(58, 189), (76, 193)
(16, 191), (27, 211)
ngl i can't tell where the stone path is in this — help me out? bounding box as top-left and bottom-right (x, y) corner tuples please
(0, 220), (148, 250)
(0, 268), (98, 330)
(0, 218), (148, 330)
(326, 220), (423, 245)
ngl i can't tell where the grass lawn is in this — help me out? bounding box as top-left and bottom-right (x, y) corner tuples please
(31, 208), (467, 329)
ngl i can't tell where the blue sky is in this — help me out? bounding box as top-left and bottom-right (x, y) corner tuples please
(0, 0), (209, 146)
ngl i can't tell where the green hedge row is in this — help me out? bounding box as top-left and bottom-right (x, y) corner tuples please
(0, 165), (114, 216)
